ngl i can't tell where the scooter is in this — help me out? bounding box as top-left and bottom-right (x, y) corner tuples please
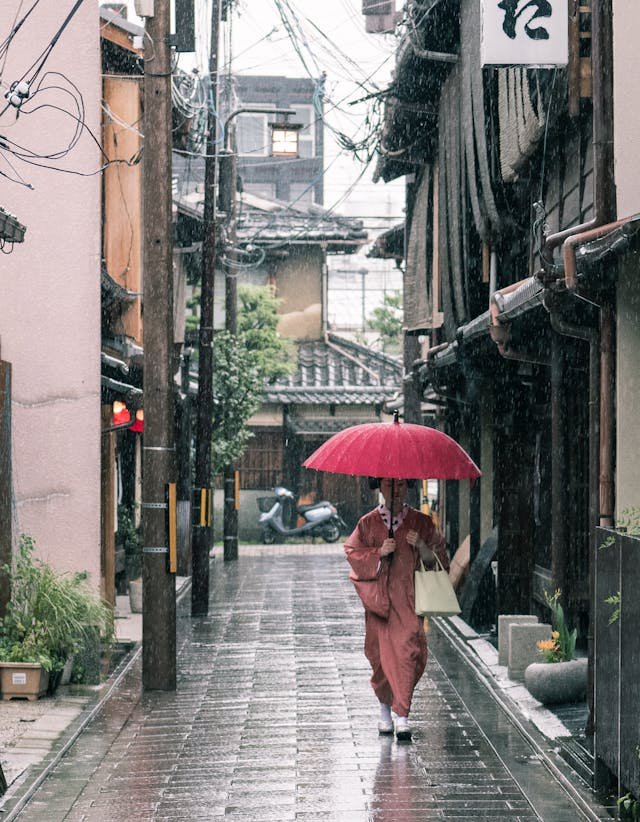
(257, 487), (348, 544)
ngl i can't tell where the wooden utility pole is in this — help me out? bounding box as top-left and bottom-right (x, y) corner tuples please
(191, 0), (221, 614)
(142, 0), (176, 689)
(219, 140), (239, 562)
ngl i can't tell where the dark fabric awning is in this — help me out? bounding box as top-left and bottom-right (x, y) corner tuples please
(404, 167), (432, 333)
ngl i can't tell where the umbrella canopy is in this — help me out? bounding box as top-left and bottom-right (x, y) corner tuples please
(303, 416), (481, 481)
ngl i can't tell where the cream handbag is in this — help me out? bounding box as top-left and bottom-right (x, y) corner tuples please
(414, 553), (461, 617)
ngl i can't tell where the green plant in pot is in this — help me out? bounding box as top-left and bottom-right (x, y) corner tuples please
(0, 535), (115, 692)
(524, 589), (587, 706)
(117, 505), (142, 582)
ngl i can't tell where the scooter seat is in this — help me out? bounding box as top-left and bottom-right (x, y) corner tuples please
(297, 501), (332, 513)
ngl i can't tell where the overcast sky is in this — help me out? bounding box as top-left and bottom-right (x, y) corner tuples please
(186, 0), (407, 227)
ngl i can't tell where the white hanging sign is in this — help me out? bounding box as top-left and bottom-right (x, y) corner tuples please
(481, 0), (569, 66)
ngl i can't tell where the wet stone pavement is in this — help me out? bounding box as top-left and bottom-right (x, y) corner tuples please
(7, 547), (613, 820)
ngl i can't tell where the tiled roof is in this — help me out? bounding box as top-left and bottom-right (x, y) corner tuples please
(173, 152), (367, 249)
(263, 333), (402, 405)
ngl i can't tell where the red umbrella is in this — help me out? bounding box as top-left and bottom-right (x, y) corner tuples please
(303, 415), (481, 481)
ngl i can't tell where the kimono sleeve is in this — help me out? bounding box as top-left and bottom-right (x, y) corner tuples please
(344, 517), (381, 581)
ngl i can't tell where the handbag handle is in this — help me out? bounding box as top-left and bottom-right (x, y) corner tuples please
(417, 551), (447, 573)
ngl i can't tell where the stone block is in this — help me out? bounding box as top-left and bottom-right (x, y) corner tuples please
(498, 615), (538, 666)
(508, 622), (552, 681)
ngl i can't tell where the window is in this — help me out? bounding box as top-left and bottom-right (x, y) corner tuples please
(288, 105), (316, 158)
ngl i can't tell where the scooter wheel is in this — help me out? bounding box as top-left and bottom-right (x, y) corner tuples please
(322, 522), (341, 543)
(262, 526), (276, 545)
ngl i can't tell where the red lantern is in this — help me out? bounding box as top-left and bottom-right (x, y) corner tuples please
(112, 400), (131, 426)
(130, 408), (144, 433)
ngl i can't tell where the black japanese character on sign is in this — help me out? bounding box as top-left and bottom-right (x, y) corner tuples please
(497, 0), (553, 40)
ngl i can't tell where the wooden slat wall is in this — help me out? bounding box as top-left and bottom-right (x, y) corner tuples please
(238, 430), (283, 490)
(103, 75), (143, 343)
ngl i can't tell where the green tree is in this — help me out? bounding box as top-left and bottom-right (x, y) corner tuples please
(238, 284), (294, 383)
(367, 290), (403, 352)
(210, 285), (295, 474)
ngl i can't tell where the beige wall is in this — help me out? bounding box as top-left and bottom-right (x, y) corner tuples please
(0, 2), (102, 580)
(613, 0), (640, 217)
(613, 1), (640, 515)
(275, 246), (323, 340)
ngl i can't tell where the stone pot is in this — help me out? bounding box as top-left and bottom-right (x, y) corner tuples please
(524, 657), (588, 706)
(129, 578), (143, 613)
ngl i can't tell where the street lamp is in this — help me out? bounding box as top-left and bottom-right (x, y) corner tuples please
(269, 119), (302, 158)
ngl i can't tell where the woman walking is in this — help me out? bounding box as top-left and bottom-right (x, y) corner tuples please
(344, 477), (449, 740)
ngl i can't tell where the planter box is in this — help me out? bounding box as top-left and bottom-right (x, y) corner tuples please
(0, 662), (50, 701)
(524, 658), (588, 706)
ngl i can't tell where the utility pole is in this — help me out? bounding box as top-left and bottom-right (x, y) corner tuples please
(219, 133), (239, 562)
(191, 0), (221, 614)
(142, 0), (176, 689)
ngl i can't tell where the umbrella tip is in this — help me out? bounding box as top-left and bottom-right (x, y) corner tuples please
(393, 410), (400, 424)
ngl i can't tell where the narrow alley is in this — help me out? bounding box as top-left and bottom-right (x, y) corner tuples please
(3, 548), (614, 821)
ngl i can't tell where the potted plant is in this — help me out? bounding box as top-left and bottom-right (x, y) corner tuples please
(117, 505), (143, 613)
(0, 535), (115, 698)
(0, 618), (54, 700)
(524, 589), (587, 706)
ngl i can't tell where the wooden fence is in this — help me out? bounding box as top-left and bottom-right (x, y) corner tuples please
(595, 526), (640, 796)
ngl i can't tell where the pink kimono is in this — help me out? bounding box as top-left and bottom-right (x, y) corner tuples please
(344, 506), (448, 717)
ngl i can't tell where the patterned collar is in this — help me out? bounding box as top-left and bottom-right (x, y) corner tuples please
(377, 503), (409, 534)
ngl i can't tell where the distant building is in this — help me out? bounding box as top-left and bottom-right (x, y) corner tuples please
(221, 74), (324, 206)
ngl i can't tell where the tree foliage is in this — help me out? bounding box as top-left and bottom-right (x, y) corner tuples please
(238, 285), (294, 384)
(210, 285), (295, 475)
(367, 290), (403, 352)
(212, 330), (260, 474)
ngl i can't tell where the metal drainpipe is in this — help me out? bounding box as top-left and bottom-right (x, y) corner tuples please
(540, 0), (616, 277)
(544, 290), (600, 738)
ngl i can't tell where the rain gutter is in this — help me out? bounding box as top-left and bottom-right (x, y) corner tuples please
(489, 278), (549, 366)
(539, 0), (616, 281)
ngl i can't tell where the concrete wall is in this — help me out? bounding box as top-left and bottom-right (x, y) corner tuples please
(616, 259), (640, 514)
(613, 1), (640, 515)
(0, 2), (102, 579)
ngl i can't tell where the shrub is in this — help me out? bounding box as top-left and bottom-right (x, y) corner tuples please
(0, 535), (115, 680)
